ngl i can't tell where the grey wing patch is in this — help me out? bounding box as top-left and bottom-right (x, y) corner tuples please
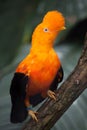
(50, 66), (64, 91)
(57, 66), (64, 83)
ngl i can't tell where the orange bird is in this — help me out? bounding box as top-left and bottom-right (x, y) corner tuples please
(10, 10), (65, 123)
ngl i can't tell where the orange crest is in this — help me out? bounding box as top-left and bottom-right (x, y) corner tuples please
(43, 10), (65, 31)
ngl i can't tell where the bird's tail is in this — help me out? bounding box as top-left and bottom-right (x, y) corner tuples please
(10, 73), (28, 123)
(10, 96), (27, 123)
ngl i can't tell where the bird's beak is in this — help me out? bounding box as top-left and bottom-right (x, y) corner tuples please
(61, 26), (66, 30)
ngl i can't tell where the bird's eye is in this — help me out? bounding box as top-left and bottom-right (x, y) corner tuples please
(43, 28), (49, 32)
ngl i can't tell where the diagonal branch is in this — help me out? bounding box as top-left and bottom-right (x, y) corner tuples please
(23, 33), (87, 130)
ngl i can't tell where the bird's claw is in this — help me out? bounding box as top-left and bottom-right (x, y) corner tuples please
(28, 110), (38, 122)
(47, 90), (56, 101)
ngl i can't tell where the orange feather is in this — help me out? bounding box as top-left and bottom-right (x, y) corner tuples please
(16, 10), (65, 96)
(10, 10), (65, 123)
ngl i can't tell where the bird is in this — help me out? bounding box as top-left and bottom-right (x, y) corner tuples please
(10, 10), (65, 123)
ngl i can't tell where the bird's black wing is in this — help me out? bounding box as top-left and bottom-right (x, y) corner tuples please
(50, 66), (64, 91)
(10, 72), (29, 123)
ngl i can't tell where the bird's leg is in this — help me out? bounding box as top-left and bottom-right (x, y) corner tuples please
(27, 107), (38, 122)
(24, 95), (38, 122)
(47, 90), (56, 101)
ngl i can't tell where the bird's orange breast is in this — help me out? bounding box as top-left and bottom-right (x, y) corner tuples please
(16, 49), (61, 96)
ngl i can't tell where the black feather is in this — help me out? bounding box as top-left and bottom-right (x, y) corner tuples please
(50, 66), (64, 91)
(10, 73), (28, 123)
(29, 94), (45, 106)
(10, 67), (63, 123)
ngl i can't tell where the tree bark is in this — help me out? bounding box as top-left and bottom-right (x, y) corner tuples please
(23, 34), (87, 130)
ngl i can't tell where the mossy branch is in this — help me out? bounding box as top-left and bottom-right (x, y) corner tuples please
(23, 33), (87, 130)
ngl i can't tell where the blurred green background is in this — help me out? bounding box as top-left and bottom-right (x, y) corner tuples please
(0, 0), (87, 130)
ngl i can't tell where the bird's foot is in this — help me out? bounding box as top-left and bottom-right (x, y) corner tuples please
(28, 110), (38, 122)
(47, 90), (56, 101)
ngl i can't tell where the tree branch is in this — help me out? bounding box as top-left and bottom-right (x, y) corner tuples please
(23, 33), (87, 130)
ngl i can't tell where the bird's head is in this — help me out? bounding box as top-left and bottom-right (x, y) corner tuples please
(32, 11), (66, 50)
